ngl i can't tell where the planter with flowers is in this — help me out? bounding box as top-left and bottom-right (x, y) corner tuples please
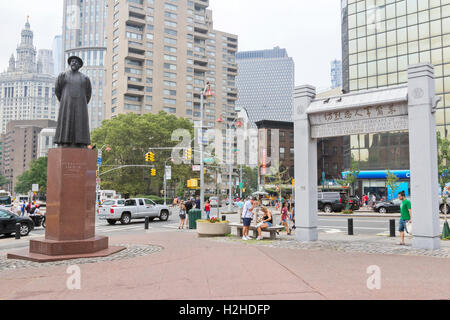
(197, 217), (230, 237)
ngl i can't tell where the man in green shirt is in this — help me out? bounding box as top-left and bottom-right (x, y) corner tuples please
(398, 191), (412, 246)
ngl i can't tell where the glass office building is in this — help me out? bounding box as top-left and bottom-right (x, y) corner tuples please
(236, 47), (295, 126)
(341, 0), (450, 196)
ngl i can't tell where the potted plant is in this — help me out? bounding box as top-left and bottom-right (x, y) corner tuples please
(197, 217), (230, 237)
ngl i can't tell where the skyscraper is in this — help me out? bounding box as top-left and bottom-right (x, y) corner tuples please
(331, 59), (343, 89)
(37, 49), (54, 75)
(235, 47), (295, 126)
(52, 35), (62, 75)
(62, 0), (107, 130)
(0, 19), (58, 134)
(103, 0), (238, 130)
(340, 0), (450, 196)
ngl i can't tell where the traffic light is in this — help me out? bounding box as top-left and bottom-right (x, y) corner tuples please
(146, 152), (155, 162)
(185, 148), (193, 160)
(151, 169), (156, 176)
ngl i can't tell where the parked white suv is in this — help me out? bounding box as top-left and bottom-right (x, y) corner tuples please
(98, 198), (171, 225)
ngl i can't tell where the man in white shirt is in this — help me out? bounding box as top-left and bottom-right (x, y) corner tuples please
(241, 197), (255, 240)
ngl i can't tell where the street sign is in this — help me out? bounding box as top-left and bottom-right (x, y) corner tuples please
(239, 183), (243, 189)
(97, 157), (102, 166)
(32, 184), (39, 192)
(204, 158), (214, 164)
(96, 178), (101, 184)
(165, 166), (172, 180)
(192, 165), (201, 172)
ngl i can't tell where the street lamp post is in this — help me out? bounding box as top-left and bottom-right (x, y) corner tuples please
(217, 116), (242, 212)
(200, 83), (212, 219)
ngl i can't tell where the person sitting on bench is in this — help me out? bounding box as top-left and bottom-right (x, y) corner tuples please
(256, 207), (273, 241)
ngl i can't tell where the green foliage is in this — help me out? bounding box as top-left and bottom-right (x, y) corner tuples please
(15, 157), (48, 194)
(0, 174), (9, 188)
(437, 131), (450, 189)
(91, 112), (194, 197)
(135, 195), (165, 204)
(266, 161), (291, 198)
(241, 166), (258, 196)
(386, 170), (400, 196)
(176, 181), (187, 198)
(336, 163), (360, 189)
(336, 163), (360, 210)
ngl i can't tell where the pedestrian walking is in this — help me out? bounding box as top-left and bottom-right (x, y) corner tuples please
(256, 207), (273, 240)
(363, 194), (369, 207)
(280, 202), (291, 235)
(398, 191), (412, 246)
(178, 201), (187, 229)
(20, 202), (25, 217)
(195, 196), (200, 209)
(241, 197), (255, 241)
(205, 200), (211, 220)
(371, 194), (376, 208)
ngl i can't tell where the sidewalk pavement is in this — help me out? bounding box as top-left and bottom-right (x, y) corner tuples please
(0, 228), (449, 300)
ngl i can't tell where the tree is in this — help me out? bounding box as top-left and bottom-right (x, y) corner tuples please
(15, 157), (48, 194)
(241, 166), (258, 196)
(0, 174), (9, 188)
(336, 163), (360, 210)
(266, 161), (291, 200)
(437, 131), (450, 189)
(91, 112), (194, 197)
(386, 170), (400, 200)
(437, 131), (450, 239)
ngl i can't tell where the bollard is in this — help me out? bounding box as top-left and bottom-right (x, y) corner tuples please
(222, 215), (226, 221)
(145, 217), (149, 230)
(348, 218), (354, 236)
(390, 219), (396, 237)
(15, 223), (21, 240)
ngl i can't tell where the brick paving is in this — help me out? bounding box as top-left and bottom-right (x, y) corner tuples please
(0, 244), (162, 271)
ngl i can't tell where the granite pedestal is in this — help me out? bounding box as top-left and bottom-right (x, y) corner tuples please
(7, 148), (125, 262)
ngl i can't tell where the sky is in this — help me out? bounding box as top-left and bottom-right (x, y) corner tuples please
(0, 0), (342, 91)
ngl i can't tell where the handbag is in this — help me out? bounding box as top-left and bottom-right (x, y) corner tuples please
(405, 221), (413, 235)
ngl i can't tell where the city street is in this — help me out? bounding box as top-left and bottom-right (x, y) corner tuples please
(2, 206), (447, 252)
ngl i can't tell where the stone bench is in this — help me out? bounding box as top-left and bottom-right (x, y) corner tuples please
(229, 223), (284, 240)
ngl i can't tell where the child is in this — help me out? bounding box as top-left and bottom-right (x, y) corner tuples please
(205, 200), (211, 220)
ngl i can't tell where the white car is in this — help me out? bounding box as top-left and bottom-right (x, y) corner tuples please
(97, 198), (171, 225)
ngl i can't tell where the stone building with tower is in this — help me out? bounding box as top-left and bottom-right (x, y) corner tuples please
(0, 19), (58, 135)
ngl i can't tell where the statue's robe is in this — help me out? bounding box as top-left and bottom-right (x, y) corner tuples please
(54, 70), (92, 146)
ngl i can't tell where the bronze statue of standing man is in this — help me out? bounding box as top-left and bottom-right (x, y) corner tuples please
(54, 56), (92, 148)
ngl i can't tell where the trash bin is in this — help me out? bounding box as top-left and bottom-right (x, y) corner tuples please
(188, 209), (202, 230)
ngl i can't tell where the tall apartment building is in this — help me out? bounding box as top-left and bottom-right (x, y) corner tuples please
(62, 0), (108, 130)
(2, 119), (57, 193)
(0, 19), (58, 134)
(104, 0), (238, 130)
(331, 59), (343, 89)
(340, 0), (450, 197)
(235, 47), (295, 127)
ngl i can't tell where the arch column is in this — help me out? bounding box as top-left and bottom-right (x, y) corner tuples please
(293, 85), (318, 241)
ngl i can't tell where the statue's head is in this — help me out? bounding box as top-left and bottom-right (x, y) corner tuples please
(68, 56), (83, 72)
